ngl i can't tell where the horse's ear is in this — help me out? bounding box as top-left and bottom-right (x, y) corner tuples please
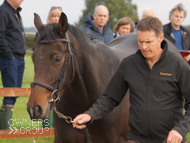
(59, 12), (68, 36)
(34, 13), (45, 33)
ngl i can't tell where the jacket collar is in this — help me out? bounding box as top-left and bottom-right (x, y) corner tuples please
(167, 22), (185, 34)
(5, 0), (22, 14)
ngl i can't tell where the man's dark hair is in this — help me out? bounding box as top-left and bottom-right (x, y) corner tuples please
(169, 3), (187, 19)
(137, 16), (163, 37)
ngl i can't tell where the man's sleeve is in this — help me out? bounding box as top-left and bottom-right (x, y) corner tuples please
(0, 9), (13, 59)
(173, 62), (190, 137)
(84, 95), (118, 123)
(84, 60), (128, 123)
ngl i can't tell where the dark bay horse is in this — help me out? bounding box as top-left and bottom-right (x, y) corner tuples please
(27, 12), (130, 143)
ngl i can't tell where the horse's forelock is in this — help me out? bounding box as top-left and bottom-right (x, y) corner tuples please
(38, 23), (61, 42)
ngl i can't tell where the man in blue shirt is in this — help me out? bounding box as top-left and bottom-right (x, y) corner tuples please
(163, 3), (190, 62)
(82, 5), (114, 45)
(0, 0), (25, 130)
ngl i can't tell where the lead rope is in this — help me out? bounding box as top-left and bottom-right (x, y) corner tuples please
(52, 101), (92, 143)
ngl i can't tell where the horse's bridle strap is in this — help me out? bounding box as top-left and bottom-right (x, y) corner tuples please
(39, 39), (70, 44)
(31, 81), (57, 92)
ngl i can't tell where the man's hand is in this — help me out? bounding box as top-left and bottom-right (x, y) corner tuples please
(183, 54), (190, 62)
(167, 130), (183, 143)
(72, 114), (91, 129)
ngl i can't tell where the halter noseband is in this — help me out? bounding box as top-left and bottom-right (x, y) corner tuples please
(30, 32), (74, 103)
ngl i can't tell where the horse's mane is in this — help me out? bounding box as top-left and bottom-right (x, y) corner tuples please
(68, 25), (94, 50)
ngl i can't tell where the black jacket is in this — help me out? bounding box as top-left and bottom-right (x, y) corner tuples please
(0, 0), (25, 60)
(85, 40), (190, 143)
(163, 22), (190, 51)
(82, 14), (114, 45)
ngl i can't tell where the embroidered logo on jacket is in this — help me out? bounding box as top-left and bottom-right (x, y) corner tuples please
(160, 72), (172, 76)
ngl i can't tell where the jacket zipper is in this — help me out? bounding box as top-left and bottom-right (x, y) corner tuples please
(148, 71), (153, 141)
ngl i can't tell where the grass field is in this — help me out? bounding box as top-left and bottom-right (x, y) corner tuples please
(0, 53), (190, 143)
(0, 53), (54, 143)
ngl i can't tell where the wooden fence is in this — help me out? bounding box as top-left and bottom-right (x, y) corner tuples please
(0, 87), (55, 139)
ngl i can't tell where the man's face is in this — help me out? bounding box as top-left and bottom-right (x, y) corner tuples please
(93, 7), (109, 30)
(170, 10), (184, 28)
(137, 30), (164, 60)
(8, 0), (24, 8)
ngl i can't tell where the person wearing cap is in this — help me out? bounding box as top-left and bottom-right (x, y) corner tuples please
(0, 0), (25, 130)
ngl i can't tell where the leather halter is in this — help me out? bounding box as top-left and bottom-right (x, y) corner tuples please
(30, 32), (74, 102)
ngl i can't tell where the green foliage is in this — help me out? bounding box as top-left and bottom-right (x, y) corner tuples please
(75, 0), (139, 30)
(25, 36), (35, 49)
(1, 137), (54, 143)
(22, 53), (34, 87)
(185, 25), (190, 30)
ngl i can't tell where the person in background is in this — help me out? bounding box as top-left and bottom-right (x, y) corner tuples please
(0, 0), (25, 130)
(163, 3), (190, 62)
(142, 8), (156, 19)
(134, 8), (156, 32)
(82, 5), (114, 45)
(34, 6), (62, 128)
(72, 16), (190, 143)
(113, 17), (135, 38)
(46, 6), (62, 24)
(34, 6), (62, 41)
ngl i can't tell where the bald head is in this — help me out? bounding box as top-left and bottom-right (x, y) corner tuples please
(142, 9), (155, 19)
(93, 5), (109, 30)
(94, 5), (109, 15)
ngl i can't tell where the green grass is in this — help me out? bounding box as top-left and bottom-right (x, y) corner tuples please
(0, 53), (54, 143)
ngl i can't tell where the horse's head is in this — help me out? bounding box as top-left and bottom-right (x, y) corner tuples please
(27, 12), (75, 120)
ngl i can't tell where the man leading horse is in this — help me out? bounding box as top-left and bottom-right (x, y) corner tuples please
(73, 16), (190, 143)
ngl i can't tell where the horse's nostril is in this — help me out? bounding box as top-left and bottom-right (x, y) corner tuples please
(34, 104), (43, 117)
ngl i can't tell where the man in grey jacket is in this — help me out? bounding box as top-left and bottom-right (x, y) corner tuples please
(163, 3), (190, 62)
(73, 16), (190, 143)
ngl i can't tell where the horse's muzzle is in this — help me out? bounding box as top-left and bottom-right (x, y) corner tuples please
(27, 103), (44, 120)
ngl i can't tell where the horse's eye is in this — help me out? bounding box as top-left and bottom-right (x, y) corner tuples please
(54, 57), (62, 63)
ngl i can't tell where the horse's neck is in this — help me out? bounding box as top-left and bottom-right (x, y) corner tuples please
(60, 48), (100, 108)
(75, 59), (99, 101)
(66, 37), (119, 107)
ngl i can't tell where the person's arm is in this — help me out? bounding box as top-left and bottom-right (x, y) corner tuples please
(73, 95), (118, 129)
(183, 54), (190, 62)
(167, 62), (190, 142)
(73, 59), (128, 129)
(0, 9), (14, 59)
